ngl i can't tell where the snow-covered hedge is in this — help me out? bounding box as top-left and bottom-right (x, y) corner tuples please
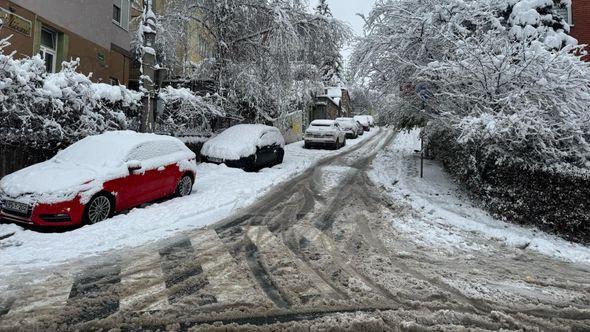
(428, 128), (590, 244)
(0, 38), (141, 149)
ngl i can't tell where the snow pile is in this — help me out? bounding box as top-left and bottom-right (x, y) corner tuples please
(157, 86), (224, 136)
(201, 124), (285, 160)
(0, 46), (140, 149)
(0, 131), (196, 204)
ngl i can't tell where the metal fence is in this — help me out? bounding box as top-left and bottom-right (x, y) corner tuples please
(0, 145), (57, 179)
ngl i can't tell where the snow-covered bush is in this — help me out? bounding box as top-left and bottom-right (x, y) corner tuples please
(351, 0), (590, 240)
(0, 39), (141, 149)
(157, 86), (224, 135)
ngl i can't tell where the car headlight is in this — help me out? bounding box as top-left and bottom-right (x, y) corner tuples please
(0, 189), (5, 209)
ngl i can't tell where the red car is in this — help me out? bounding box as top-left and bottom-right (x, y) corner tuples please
(0, 131), (197, 227)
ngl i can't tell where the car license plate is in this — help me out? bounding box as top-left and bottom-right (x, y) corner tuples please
(209, 157), (223, 163)
(3, 200), (30, 213)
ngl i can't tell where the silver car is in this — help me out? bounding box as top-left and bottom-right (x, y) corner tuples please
(304, 120), (347, 150)
(336, 118), (360, 139)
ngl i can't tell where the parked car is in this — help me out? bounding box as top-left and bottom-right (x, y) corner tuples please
(366, 115), (376, 127)
(354, 116), (371, 132)
(354, 120), (365, 136)
(0, 131), (198, 227)
(336, 118), (360, 139)
(201, 124), (286, 172)
(304, 120), (347, 150)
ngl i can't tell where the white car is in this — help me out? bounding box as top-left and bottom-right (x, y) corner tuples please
(335, 118), (360, 139)
(304, 120), (347, 150)
(354, 116), (371, 132)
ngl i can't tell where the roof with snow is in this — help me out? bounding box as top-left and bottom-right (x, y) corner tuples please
(317, 87), (347, 107)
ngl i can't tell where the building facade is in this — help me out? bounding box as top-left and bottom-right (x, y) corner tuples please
(309, 87), (353, 125)
(569, 0), (590, 50)
(556, 0), (590, 56)
(0, 0), (133, 85)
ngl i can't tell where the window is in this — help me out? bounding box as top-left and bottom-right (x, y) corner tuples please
(113, 4), (121, 23)
(127, 141), (182, 162)
(554, 4), (573, 25)
(39, 27), (57, 73)
(113, 0), (130, 30)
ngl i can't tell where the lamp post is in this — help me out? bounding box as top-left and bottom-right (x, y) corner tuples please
(139, 0), (158, 133)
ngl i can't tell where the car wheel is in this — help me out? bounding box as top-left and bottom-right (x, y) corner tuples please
(176, 175), (193, 197)
(333, 139), (340, 150)
(84, 194), (113, 225)
(276, 149), (285, 165)
(304, 141), (311, 149)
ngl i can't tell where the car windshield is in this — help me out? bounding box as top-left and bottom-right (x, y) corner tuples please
(311, 124), (331, 127)
(53, 138), (128, 167)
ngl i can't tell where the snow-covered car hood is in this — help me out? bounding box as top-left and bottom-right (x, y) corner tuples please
(0, 160), (98, 204)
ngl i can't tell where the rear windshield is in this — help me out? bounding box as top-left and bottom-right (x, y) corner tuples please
(311, 123), (332, 127)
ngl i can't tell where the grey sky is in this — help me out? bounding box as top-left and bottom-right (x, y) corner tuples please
(309, 0), (376, 62)
(323, 0), (376, 36)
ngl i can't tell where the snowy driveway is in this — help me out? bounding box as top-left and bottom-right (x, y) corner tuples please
(0, 130), (378, 276)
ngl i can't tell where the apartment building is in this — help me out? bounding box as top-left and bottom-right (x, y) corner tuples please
(0, 0), (133, 85)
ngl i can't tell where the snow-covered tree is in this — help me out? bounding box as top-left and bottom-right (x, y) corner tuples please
(157, 86), (224, 136)
(352, 0), (590, 175)
(315, 0), (332, 17)
(314, 0), (345, 86)
(147, 0), (350, 124)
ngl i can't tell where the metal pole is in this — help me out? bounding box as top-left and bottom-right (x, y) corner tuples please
(420, 137), (424, 178)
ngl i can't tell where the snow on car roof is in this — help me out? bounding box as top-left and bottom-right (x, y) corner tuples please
(310, 120), (335, 126)
(1, 131), (196, 205)
(201, 124), (285, 160)
(54, 131), (186, 168)
(353, 116), (370, 125)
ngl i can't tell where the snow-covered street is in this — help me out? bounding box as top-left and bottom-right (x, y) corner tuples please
(1, 129), (589, 331)
(2, 0), (589, 330)
(0, 130), (378, 276)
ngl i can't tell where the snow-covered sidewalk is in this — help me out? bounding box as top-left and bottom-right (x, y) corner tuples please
(370, 130), (590, 265)
(0, 130), (379, 276)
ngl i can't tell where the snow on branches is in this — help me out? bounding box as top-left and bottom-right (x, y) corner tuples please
(151, 0), (350, 123)
(157, 86), (224, 136)
(0, 43), (141, 149)
(352, 0), (590, 176)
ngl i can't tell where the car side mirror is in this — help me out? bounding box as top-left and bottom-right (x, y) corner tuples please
(127, 160), (142, 173)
